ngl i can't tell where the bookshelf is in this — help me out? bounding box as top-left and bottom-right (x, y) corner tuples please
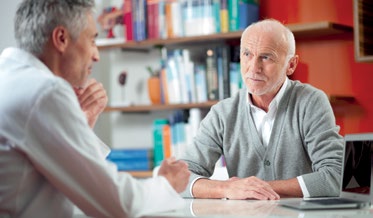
(353, 0), (373, 62)
(97, 21), (353, 50)
(99, 21), (354, 113)
(105, 101), (218, 113)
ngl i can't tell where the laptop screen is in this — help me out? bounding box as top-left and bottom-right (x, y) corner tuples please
(342, 139), (373, 195)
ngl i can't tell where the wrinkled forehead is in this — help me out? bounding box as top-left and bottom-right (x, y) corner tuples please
(241, 24), (289, 55)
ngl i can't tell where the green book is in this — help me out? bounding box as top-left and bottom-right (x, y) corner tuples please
(153, 119), (168, 166)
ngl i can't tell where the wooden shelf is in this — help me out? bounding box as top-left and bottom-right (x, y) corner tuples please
(104, 101), (219, 113)
(104, 96), (360, 113)
(97, 21), (352, 50)
(330, 95), (363, 117)
(125, 171), (153, 178)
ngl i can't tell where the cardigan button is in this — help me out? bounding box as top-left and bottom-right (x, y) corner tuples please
(264, 160), (271, 166)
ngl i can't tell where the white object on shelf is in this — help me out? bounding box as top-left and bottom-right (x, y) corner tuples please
(96, 37), (126, 47)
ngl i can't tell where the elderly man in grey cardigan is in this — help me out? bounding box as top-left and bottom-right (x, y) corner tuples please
(180, 19), (343, 200)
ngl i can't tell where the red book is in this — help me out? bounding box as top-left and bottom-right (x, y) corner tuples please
(123, 0), (133, 41)
(147, 0), (155, 39)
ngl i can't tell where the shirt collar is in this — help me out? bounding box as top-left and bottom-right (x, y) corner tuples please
(247, 77), (289, 111)
(1, 47), (53, 76)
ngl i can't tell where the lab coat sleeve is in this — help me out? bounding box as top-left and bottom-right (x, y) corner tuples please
(22, 81), (184, 217)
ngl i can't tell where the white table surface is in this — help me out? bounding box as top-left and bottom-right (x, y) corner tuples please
(142, 198), (373, 218)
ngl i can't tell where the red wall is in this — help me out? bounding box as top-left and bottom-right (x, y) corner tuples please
(259, 0), (373, 135)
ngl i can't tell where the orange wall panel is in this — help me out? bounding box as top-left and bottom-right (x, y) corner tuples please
(259, 0), (373, 134)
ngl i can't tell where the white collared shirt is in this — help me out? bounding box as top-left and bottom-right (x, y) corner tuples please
(247, 78), (288, 147)
(246, 78), (310, 197)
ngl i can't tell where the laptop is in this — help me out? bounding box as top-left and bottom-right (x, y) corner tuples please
(280, 133), (373, 210)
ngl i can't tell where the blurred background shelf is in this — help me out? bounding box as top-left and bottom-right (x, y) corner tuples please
(97, 21), (353, 50)
(105, 101), (219, 113)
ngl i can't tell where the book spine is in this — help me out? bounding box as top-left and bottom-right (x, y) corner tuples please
(229, 62), (240, 96)
(238, 0), (259, 30)
(162, 124), (172, 159)
(158, 0), (167, 39)
(228, 0), (239, 32)
(173, 49), (188, 103)
(166, 54), (182, 104)
(107, 148), (153, 160)
(153, 0), (160, 39)
(171, 1), (183, 37)
(206, 48), (219, 100)
(165, 1), (173, 38)
(133, 0), (147, 41)
(194, 65), (208, 103)
(123, 0), (133, 41)
(146, 0), (155, 39)
(182, 49), (196, 103)
(201, 0), (215, 35)
(153, 119), (168, 166)
(109, 159), (153, 171)
(212, 0), (221, 33)
(220, 0), (229, 33)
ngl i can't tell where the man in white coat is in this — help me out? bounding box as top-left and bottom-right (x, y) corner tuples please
(0, 0), (190, 217)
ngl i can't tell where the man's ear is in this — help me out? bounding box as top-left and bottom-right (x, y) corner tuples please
(286, 55), (299, 76)
(51, 26), (69, 53)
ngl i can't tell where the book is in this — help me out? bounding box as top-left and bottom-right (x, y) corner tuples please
(200, 0), (216, 35)
(158, 0), (167, 39)
(194, 64), (208, 103)
(220, 0), (229, 33)
(212, 0), (221, 33)
(146, 0), (160, 39)
(165, 0), (174, 38)
(123, 0), (133, 41)
(206, 48), (219, 101)
(133, 0), (147, 41)
(228, 0), (239, 32)
(107, 148), (153, 160)
(173, 49), (188, 103)
(107, 148), (154, 171)
(183, 0), (199, 37)
(109, 158), (153, 171)
(153, 119), (168, 166)
(229, 62), (240, 96)
(165, 52), (182, 104)
(171, 1), (183, 37)
(182, 49), (196, 103)
(238, 0), (259, 30)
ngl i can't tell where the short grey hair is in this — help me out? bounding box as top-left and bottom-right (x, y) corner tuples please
(14, 0), (95, 56)
(241, 19), (296, 58)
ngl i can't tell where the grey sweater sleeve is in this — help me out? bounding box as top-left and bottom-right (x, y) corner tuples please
(296, 86), (344, 197)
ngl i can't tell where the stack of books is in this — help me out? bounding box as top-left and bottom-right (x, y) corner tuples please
(106, 148), (153, 171)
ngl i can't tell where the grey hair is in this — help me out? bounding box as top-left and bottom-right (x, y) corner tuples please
(241, 19), (296, 59)
(14, 0), (95, 56)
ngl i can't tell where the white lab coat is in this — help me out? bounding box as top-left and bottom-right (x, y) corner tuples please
(0, 48), (184, 218)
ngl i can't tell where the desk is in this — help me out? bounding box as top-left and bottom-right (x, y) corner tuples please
(142, 198), (373, 218)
